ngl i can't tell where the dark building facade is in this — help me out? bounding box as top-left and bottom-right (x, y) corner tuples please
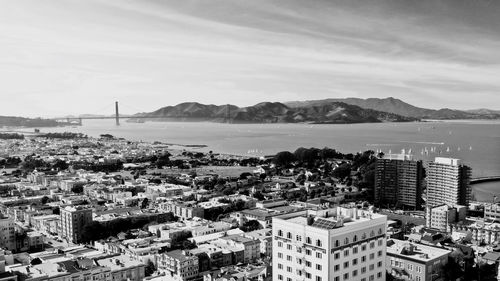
(374, 154), (424, 209)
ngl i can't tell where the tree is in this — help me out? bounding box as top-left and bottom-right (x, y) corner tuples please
(145, 260), (156, 277)
(332, 163), (352, 180)
(240, 220), (262, 232)
(140, 198), (149, 209)
(71, 184), (84, 194)
(273, 151), (296, 167)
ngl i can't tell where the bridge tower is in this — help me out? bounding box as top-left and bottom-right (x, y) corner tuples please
(115, 101), (120, 126)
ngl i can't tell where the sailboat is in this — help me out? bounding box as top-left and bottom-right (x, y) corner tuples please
(446, 147), (450, 152)
(469, 146), (472, 151)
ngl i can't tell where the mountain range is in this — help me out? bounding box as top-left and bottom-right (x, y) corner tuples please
(285, 97), (500, 120)
(132, 97), (499, 124)
(132, 101), (414, 124)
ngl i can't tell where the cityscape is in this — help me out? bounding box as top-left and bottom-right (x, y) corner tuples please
(1, 1), (500, 281)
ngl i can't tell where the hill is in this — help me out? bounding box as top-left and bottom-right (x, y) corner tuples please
(132, 101), (417, 124)
(0, 116), (62, 128)
(285, 97), (499, 119)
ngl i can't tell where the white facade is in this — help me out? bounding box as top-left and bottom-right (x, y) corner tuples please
(272, 207), (387, 281)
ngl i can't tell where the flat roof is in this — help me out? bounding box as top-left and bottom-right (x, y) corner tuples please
(386, 239), (450, 263)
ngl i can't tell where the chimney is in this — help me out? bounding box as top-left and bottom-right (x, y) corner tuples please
(307, 216), (315, 226)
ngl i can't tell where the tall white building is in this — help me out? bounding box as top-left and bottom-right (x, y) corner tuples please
(272, 207), (387, 281)
(426, 157), (471, 208)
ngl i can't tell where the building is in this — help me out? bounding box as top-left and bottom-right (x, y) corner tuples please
(425, 204), (466, 232)
(450, 220), (500, 244)
(272, 206), (387, 281)
(386, 239), (450, 281)
(157, 250), (199, 281)
(484, 203), (500, 222)
(426, 157), (471, 208)
(59, 206), (93, 244)
(96, 255), (146, 281)
(0, 216), (15, 251)
(374, 154), (424, 209)
(0, 249), (16, 281)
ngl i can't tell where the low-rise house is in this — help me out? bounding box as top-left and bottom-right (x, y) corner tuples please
(386, 239), (450, 281)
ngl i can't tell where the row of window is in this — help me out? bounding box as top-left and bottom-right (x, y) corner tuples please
(277, 272), (383, 281)
(276, 228), (384, 248)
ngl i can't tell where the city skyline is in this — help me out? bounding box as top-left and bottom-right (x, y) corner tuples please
(1, 0), (500, 117)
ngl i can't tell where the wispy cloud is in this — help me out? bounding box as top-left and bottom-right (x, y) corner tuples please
(0, 0), (499, 116)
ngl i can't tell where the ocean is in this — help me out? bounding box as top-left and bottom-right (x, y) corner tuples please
(12, 119), (500, 202)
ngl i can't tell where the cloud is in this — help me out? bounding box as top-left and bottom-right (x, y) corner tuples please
(0, 0), (499, 117)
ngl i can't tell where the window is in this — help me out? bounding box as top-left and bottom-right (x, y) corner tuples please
(335, 240), (340, 247)
(353, 247), (358, 254)
(369, 264), (374, 271)
(316, 277), (322, 281)
(378, 239), (383, 246)
(306, 272), (311, 279)
(334, 264), (340, 271)
(278, 241), (283, 247)
(361, 267), (366, 273)
(343, 273), (349, 280)
(353, 270), (358, 277)
(278, 230), (283, 236)
(296, 235), (302, 241)
(287, 232), (292, 239)
(344, 249), (349, 257)
(377, 261), (382, 268)
(306, 237), (312, 244)
(297, 258), (303, 265)
(362, 233), (366, 239)
(334, 252), (340, 259)
(344, 237), (349, 245)
(316, 239), (322, 247)
(287, 278), (292, 281)
(278, 253), (283, 258)
(306, 249), (312, 255)
(306, 261), (312, 267)
(287, 244), (292, 250)
(334, 277), (340, 281)
(369, 253), (374, 260)
(361, 256), (366, 262)
(370, 242), (375, 249)
(370, 230), (375, 237)
(353, 258), (358, 265)
(278, 275), (283, 280)
(297, 247), (302, 253)
(278, 264), (283, 269)
(416, 266), (422, 273)
(353, 235), (357, 242)
(287, 255), (292, 261)
(361, 245), (366, 251)
(316, 264), (322, 270)
(287, 266), (292, 272)
(377, 250), (382, 257)
(316, 252), (322, 259)
(377, 272), (382, 278)
(344, 261), (349, 268)
(378, 228), (382, 235)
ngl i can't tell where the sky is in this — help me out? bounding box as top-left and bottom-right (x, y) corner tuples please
(0, 0), (499, 117)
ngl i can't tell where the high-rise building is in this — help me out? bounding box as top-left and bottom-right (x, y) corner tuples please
(0, 216), (16, 251)
(59, 206), (93, 244)
(426, 157), (471, 208)
(272, 207), (387, 281)
(374, 154), (424, 209)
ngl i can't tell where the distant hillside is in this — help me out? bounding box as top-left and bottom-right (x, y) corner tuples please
(285, 97), (499, 119)
(0, 116), (61, 127)
(132, 101), (417, 124)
